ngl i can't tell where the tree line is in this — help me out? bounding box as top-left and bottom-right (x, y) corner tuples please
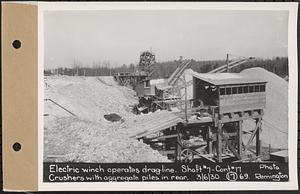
(44, 57), (288, 79)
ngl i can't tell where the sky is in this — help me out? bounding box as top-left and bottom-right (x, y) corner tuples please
(44, 10), (288, 69)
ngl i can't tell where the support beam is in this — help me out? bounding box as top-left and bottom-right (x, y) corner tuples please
(217, 124), (222, 162)
(219, 114), (262, 124)
(244, 119), (260, 151)
(256, 118), (262, 156)
(176, 132), (183, 162)
(220, 132), (242, 160)
(238, 120), (243, 157)
(208, 126), (213, 154)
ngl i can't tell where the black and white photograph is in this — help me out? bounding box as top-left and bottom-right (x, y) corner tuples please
(40, 2), (298, 190)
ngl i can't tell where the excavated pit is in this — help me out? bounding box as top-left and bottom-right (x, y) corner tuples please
(44, 67), (288, 162)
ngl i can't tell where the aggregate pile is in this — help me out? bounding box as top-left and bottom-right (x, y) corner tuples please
(44, 76), (136, 122)
(44, 76), (170, 162)
(241, 68), (288, 149)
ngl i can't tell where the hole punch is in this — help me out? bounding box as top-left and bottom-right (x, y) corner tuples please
(12, 40), (21, 49)
(12, 142), (22, 152)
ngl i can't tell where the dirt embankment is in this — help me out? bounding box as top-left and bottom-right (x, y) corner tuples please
(44, 76), (170, 162)
(241, 68), (288, 149)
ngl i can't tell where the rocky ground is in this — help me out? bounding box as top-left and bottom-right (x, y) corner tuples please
(44, 76), (170, 162)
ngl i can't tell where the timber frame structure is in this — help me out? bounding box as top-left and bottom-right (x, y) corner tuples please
(113, 72), (148, 88)
(115, 52), (268, 162)
(113, 51), (155, 88)
(138, 109), (264, 163)
(132, 72), (267, 163)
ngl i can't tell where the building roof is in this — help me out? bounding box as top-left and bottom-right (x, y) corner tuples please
(192, 72), (267, 86)
(150, 78), (166, 85)
(155, 83), (173, 90)
(149, 79), (173, 90)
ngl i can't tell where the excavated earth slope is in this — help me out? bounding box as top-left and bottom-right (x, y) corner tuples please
(44, 76), (170, 162)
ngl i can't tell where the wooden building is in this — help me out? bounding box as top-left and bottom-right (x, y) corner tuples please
(193, 73), (266, 110)
(191, 72), (267, 162)
(130, 72), (268, 163)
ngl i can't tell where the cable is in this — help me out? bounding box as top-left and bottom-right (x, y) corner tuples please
(263, 120), (287, 134)
(262, 119), (288, 134)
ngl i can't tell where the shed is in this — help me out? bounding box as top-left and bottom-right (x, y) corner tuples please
(192, 72), (267, 114)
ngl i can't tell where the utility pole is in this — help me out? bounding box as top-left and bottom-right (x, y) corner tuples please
(226, 53), (229, 73)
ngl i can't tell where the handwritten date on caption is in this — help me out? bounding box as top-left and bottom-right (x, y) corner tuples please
(45, 163), (288, 182)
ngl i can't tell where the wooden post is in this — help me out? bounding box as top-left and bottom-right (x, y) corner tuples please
(185, 86), (188, 122)
(217, 123), (222, 162)
(176, 132), (182, 162)
(238, 120), (243, 157)
(256, 118), (262, 156)
(208, 126), (213, 154)
(183, 74), (188, 122)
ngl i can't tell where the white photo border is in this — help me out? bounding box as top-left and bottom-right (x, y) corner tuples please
(38, 2), (298, 191)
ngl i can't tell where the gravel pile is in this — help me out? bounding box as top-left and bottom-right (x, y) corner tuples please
(44, 76), (170, 162)
(241, 68), (288, 149)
